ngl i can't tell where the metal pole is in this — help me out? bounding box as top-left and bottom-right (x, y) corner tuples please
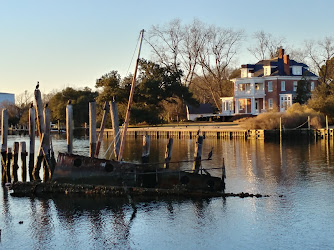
(118, 29), (144, 161)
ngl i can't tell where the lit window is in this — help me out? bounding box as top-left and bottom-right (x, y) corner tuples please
(239, 100), (244, 110)
(255, 83), (259, 90)
(293, 81), (298, 91)
(268, 98), (273, 109)
(268, 81), (273, 92)
(281, 81), (285, 91)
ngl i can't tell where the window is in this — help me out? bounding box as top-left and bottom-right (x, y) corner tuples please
(281, 81), (285, 91)
(268, 81), (273, 92)
(311, 81), (315, 91)
(239, 84), (245, 91)
(255, 83), (259, 90)
(293, 81), (298, 91)
(239, 100), (244, 110)
(268, 98), (273, 109)
(264, 66), (271, 76)
(292, 66), (302, 75)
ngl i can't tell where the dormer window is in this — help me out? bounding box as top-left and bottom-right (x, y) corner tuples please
(292, 66), (302, 75)
(264, 66), (271, 76)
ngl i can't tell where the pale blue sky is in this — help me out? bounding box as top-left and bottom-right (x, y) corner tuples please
(0, 0), (333, 97)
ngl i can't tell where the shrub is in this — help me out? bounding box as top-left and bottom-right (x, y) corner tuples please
(242, 103), (324, 130)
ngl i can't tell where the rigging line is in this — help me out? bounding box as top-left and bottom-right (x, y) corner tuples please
(291, 119), (309, 130)
(102, 124), (124, 158)
(125, 33), (141, 77)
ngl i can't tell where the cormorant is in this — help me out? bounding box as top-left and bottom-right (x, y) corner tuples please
(207, 147), (213, 160)
(36, 81), (39, 89)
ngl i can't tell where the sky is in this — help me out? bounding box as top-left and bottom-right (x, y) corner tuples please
(0, 0), (333, 98)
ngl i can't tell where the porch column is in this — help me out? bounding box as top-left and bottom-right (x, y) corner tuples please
(235, 98), (239, 114)
(251, 97), (255, 115)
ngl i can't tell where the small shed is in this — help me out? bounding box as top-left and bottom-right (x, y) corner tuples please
(186, 104), (214, 121)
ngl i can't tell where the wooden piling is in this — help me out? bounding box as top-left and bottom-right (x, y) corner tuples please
(192, 135), (203, 174)
(95, 102), (109, 158)
(1, 109), (8, 184)
(164, 138), (173, 169)
(29, 105), (35, 180)
(20, 142), (27, 182)
(34, 88), (45, 141)
(66, 104), (73, 154)
(142, 135), (151, 163)
(12, 142), (19, 183)
(89, 101), (97, 158)
(110, 97), (120, 159)
(6, 148), (12, 183)
(44, 106), (51, 154)
(58, 119), (60, 134)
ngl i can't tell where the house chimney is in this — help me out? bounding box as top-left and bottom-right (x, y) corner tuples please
(283, 54), (290, 75)
(278, 48), (284, 59)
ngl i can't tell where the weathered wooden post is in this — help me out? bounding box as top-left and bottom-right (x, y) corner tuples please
(6, 148), (12, 183)
(43, 105), (52, 181)
(12, 142), (19, 182)
(142, 135), (151, 163)
(308, 116), (310, 130)
(58, 119), (60, 134)
(164, 138), (173, 169)
(20, 142), (27, 182)
(280, 116), (282, 139)
(95, 102), (109, 158)
(89, 101), (97, 158)
(1, 109), (8, 184)
(110, 97), (120, 159)
(192, 135), (203, 174)
(34, 85), (45, 141)
(44, 105), (51, 155)
(222, 158), (226, 191)
(326, 115), (328, 130)
(66, 102), (73, 154)
(29, 104), (35, 180)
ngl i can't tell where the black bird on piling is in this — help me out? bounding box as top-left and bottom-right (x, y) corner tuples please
(207, 147), (213, 160)
(68, 99), (72, 105)
(45, 103), (48, 108)
(197, 129), (200, 136)
(30, 102), (34, 108)
(36, 81), (39, 89)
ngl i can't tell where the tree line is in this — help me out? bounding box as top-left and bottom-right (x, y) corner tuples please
(2, 18), (334, 126)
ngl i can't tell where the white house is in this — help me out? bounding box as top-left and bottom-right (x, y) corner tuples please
(221, 48), (318, 116)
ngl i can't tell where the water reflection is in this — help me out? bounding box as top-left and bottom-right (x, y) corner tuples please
(1, 136), (334, 248)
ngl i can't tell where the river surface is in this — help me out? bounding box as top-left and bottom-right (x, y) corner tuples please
(1, 134), (334, 249)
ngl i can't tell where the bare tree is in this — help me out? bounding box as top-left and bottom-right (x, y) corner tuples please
(15, 90), (33, 108)
(248, 31), (286, 60)
(147, 19), (244, 111)
(304, 37), (334, 84)
(146, 19), (183, 71)
(198, 26), (244, 110)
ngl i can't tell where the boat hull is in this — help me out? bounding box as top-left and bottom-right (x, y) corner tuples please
(53, 153), (224, 192)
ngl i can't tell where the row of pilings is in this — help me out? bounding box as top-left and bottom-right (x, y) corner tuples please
(1, 88), (56, 185)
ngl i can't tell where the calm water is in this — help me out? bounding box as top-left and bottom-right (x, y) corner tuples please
(1, 135), (334, 249)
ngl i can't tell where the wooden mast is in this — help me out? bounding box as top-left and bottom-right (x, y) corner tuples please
(117, 29), (144, 161)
